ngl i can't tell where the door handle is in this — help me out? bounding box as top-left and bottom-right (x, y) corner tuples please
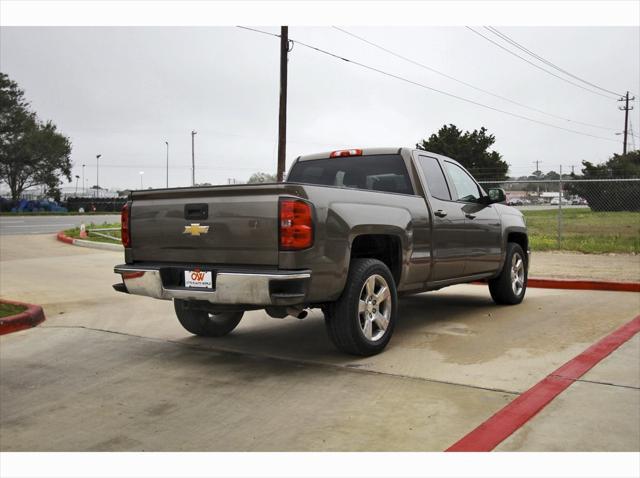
(434, 210), (448, 218)
(184, 203), (209, 220)
(465, 213), (476, 219)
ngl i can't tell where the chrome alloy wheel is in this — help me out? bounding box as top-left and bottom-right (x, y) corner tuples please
(358, 274), (392, 342)
(511, 252), (525, 296)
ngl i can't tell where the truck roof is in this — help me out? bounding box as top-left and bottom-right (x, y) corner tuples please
(296, 147), (407, 162)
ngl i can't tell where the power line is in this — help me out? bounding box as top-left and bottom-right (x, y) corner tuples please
(237, 25), (280, 38)
(333, 26), (618, 132)
(485, 26), (625, 98)
(237, 26), (622, 145)
(465, 26), (619, 100)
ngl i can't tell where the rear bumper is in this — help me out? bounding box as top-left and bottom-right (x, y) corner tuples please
(113, 264), (311, 306)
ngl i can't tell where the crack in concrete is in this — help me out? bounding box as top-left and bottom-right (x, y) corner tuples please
(553, 375), (640, 391)
(40, 324), (522, 396)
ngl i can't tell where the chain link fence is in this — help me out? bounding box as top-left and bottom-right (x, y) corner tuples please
(479, 179), (640, 254)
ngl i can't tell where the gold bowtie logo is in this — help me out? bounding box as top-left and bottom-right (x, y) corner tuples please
(183, 223), (210, 236)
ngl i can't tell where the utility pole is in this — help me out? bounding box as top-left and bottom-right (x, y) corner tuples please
(277, 26), (290, 182)
(191, 130), (197, 186)
(532, 160), (542, 196)
(165, 141), (169, 188)
(618, 91), (635, 155)
(82, 164), (85, 196)
(533, 160), (542, 174)
(95, 154), (101, 198)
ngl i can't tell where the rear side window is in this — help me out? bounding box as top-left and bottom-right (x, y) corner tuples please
(417, 156), (451, 200)
(287, 154), (414, 195)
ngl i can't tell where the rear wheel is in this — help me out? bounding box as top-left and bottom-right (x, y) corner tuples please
(325, 258), (398, 356)
(174, 300), (244, 337)
(489, 242), (527, 305)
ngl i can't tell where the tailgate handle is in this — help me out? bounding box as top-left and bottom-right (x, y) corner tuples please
(184, 203), (208, 220)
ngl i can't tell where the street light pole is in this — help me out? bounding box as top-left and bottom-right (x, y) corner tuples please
(82, 164), (85, 196)
(95, 154), (101, 198)
(165, 141), (169, 188)
(191, 130), (197, 186)
(75, 175), (80, 195)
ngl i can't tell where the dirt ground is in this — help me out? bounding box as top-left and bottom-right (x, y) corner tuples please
(530, 251), (640, 282)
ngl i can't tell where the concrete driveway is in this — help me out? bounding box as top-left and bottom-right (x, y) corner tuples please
(0, 235), (638, 451)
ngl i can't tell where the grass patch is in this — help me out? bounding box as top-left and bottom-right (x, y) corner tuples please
(0, 302), (27, 318)
(523, 209), (640, 254)
(64, 222), (122, 244)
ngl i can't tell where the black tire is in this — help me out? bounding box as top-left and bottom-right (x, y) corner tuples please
(174, 300), (244, 337)
(489, 242), (528, 305)
(325, 258), (398, 356)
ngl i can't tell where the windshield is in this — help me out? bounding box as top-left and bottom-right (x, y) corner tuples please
(287, 154), (413, 195)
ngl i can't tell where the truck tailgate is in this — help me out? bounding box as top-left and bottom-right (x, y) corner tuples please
(129, 184), (295, 265)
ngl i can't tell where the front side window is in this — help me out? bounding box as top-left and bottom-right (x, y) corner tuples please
(443, 161), (481, 202)
(287, 154), (414, 195)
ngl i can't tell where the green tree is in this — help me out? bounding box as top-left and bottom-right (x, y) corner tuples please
(566, 151), (640, 211)
(0, 72), (72, 201)
(247, 172), (277, 183)
(416, 124), (509, 181)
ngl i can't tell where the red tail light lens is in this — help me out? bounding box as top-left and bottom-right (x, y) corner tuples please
(330, 149), (362, 158)
(121, 202), (131, 248)
(279, 199), (313, 250)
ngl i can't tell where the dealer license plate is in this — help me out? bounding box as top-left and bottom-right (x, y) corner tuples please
(184, 270), (213, 289)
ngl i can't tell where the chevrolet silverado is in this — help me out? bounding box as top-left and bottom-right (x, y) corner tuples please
(114, 148), (529, 355)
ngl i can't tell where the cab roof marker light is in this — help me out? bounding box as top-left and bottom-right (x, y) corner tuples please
(330, 149), (363, 158)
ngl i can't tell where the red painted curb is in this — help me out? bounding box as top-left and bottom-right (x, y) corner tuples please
(0, 299), (46, 336)
(56, 231), (74, 245)
(446, 315), (640, 452)
(474, 277), (640, 293)
(527, 277), (640, 293)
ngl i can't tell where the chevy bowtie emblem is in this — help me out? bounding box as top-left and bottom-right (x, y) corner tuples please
(183, 223), (210, 236)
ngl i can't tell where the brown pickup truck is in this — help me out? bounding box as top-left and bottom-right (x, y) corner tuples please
(114, 147), (529, 355)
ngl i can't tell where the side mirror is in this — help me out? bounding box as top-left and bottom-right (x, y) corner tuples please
(482, 188), (506, 204)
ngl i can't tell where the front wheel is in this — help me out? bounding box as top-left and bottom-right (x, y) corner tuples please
(325, 258), (398, 356)
(489, 243), (527, 305)
(174, 300), (244, 337)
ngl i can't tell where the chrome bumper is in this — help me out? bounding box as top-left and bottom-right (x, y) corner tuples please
(114, 265), (311, 306)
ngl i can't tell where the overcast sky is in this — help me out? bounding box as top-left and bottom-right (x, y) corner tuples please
(1, 26), (638, 190)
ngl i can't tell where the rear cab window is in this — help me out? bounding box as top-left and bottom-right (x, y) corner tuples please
(287, 154), (414, 195)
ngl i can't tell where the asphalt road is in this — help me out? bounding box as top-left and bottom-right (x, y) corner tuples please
(1, 234), (638, 451)
(0, 214), (119, 235)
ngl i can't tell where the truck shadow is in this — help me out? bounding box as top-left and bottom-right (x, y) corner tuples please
(179, 287), (501, 361)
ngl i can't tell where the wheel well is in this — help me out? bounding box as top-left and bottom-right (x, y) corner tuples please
(508, 232), (528, 258)
(350, 234), (401, 283)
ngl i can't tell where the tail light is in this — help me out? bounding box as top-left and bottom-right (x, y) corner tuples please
(330, 149), (362, 158)
(279, 199), (313, 250)
(121, 201), (131, 248)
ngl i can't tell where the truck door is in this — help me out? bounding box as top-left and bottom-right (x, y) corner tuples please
(441, 160), (502, 276)
(414, 154), (467, 281)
